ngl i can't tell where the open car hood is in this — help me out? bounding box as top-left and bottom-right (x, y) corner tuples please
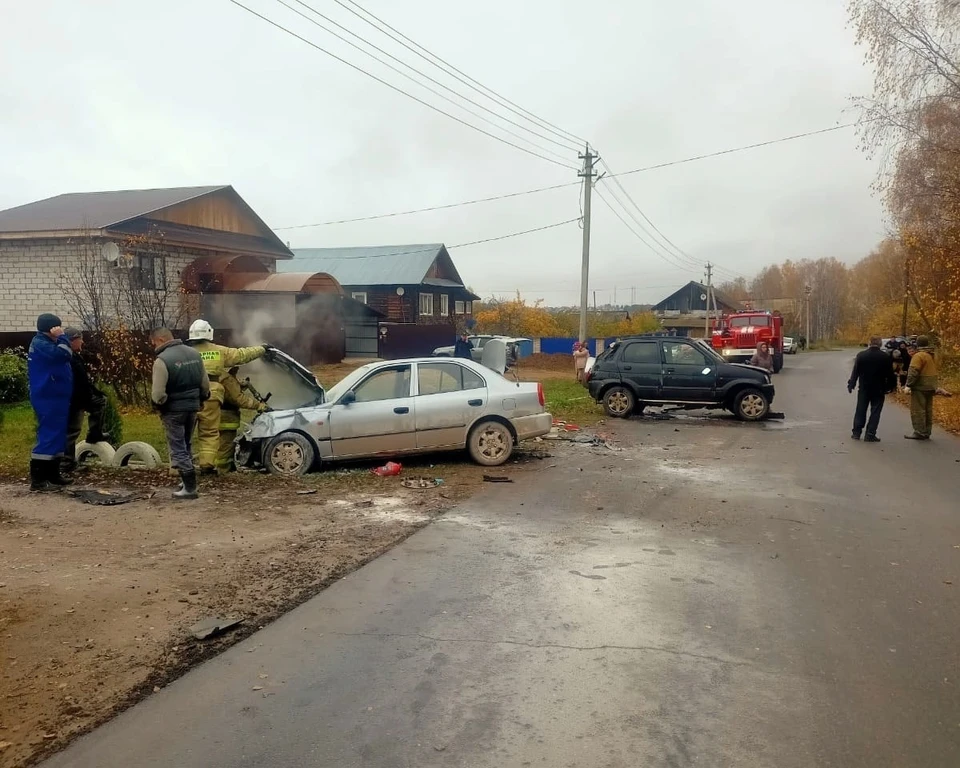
(241, 348), (325, 411)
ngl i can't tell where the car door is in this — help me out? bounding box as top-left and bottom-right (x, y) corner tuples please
(660, 340), (718, 401)
(328, 364), (417, 458)
(415, 361), (487, 449)
(617, 340), (662, 400)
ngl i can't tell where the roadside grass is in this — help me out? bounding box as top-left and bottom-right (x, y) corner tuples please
(542, 379), (602, 425)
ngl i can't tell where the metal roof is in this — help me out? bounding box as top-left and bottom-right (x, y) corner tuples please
(286, 245), (449, 286)
(0, 186), (227, 233)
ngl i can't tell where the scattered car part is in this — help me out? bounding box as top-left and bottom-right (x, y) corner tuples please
(189, 616), (243, 641)
(67, 489), (149, 506)
(112, 441), (163, 469)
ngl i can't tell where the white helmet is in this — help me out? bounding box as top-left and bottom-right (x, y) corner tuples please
(189, 319), (214, 341)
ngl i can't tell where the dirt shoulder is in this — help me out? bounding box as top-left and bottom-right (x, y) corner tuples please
(0, 460), (511, 768)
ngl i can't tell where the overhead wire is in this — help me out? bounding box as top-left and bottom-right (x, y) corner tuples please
(330, 0), (587, 147)
(226, 0), (579, 170)
(279, 0), (580, 155)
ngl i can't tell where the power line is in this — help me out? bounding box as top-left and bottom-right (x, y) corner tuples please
(610, 124), (855, 178)
(275, 181), (578, 230)
(279, 0), (580, 155)
(227, 0), (579, 171)
(326, 217), (581, 259)
(330, 0), (586, 147)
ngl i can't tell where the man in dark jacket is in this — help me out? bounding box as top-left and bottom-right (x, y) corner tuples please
(61, 328), (110, 473)
(150, 327), (210, 500)
(453, 334), (473, 360)
(847, 336), (896, 442)
(27, 313), (74, 491)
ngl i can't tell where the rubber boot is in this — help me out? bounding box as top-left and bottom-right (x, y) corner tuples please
(30, 460), (60, 493)
(47, 460), (74, 487)
(172, 470), (199, 500)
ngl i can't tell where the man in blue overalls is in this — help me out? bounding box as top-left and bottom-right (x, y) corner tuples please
(27, 313), (74, 491)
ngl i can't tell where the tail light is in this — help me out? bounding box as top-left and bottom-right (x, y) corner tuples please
(537, 382), (545, 407)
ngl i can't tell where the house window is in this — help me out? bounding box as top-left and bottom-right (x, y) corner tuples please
(352, 292), (367, 304)
(455, 300), (465, 315)
(465, 301), (473, 314)
(133, 252), (165, 291)
(440, 294), (449, 317)
(419, 293), (434, 316)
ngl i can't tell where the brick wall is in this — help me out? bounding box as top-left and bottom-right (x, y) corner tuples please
(0, 238), (276, 332)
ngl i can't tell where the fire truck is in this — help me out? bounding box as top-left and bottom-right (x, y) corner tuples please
(710, 310), (784, 373)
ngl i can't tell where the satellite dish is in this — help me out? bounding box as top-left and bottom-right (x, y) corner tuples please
(700, 293), (707, 301)
(101, 242), (121, 263)
(396, 287), (405, 296)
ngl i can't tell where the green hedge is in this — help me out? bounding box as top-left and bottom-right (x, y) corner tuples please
(0, 354), (28, 404)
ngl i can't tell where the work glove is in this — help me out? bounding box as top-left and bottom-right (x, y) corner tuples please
(903, 386), (911, 395)
(258, 404), (273, 414)
(262, 343), (277, 361)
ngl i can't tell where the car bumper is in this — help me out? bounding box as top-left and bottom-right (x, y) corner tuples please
(512, 412), (553, 441)
(763, 384), (776, 404)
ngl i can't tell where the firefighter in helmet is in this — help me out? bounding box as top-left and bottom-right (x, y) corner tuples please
(186, 319), (270, 473)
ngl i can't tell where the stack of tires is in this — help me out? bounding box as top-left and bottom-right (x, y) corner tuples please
(74, 441), (163, 469)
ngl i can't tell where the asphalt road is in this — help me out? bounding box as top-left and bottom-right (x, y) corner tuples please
(43, 351), (960, 768)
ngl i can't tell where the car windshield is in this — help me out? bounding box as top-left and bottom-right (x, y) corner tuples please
(729, 316), (770, 327)
(693, 339), (724, 363)
(324, 363), (379, 403)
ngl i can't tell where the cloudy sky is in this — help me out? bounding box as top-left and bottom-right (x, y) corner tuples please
(1, 0), (885, 306)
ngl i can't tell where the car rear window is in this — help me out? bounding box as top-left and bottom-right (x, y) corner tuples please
(621, 342), (660, 364)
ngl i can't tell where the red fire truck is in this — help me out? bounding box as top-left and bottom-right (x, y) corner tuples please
(710, 310), (784, 373)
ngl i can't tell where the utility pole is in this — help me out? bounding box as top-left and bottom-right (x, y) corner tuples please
(704, 262), (713, 337)
(804, 284), (812, 345)
(578, 144), (597, 342)
(901, 258), (910, 337)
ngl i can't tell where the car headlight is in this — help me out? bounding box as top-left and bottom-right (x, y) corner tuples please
(722, 348), (732, 356)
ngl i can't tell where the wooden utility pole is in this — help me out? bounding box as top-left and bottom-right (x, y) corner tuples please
(704, 263), (713, 337)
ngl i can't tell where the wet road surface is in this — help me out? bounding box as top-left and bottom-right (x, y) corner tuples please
(43, 351), (960, 767)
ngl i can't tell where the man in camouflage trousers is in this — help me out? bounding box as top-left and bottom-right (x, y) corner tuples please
(218, 367), (271, 471)
(904, 335), (939, 440)
(186, 319), (268, 472)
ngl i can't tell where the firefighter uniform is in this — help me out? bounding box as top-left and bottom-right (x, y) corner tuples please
(188, 339), (266, 471)
(218, 371), (269, 470)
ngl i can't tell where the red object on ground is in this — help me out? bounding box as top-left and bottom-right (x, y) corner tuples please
(564, 424), (581, 431)
(373, 461), (402, 477)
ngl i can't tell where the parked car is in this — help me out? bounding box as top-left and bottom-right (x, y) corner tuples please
(433, 335), (526, 363)
(784, 336), (798, 354)
(236, 352), (552, 476)
(586, 335), (775, 421)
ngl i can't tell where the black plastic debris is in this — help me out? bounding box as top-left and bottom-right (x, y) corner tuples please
(483, 475), (513, 483)
(189, 616), (243, 641)
(67, 489), (149, 506)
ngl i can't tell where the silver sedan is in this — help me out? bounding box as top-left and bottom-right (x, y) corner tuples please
(237, 355), (553, 476)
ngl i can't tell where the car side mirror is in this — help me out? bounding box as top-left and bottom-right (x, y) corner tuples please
(341, 390), (356, 406)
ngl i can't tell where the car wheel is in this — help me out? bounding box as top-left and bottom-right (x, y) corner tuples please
(603, 386), (635, 418)
(112, 441), (163, 469)
(263, 432), (316, 476)
(734, 388), (769, 421)
(772, 353), (784, 373)
(468, 420), (514, 466)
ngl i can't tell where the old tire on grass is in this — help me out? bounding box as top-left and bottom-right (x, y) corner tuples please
(603, 386), (635, 419)
(75, 441), (117, 466)
(263, 432), (316, 477)
(112, 441), (163, 469)
(733, 388), (770, 422)
(468, 420), (514, 467)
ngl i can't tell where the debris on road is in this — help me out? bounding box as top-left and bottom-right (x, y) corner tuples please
(189, 616), (243, 641)
(372, 461), (402, 477)
(295, 489), (318, 496)
(67, 488), (150, 506)
(483, 474), (513, 483)
(401, 477), (443, 489)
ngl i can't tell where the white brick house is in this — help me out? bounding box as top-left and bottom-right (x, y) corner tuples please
(0, 186), (293, 334)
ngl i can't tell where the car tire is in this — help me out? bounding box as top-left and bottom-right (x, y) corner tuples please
(468, 420), (514, 466)
(734, 388), (770, 421)
(263, 432), (316, 476)
(773, 353), (784, 373)
(75, 440), (117, 466)
(603, 386), (635, 419)
(112, 441), (163, 469)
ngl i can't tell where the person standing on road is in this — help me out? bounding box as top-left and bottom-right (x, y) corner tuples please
(847, 336), (896, 442)
(904, 335), (939, 440)
(27, 313), (74, 492)
(573, 342), (590, 383)
(150, 328), (210, 500)
(61, 328), (110, 474)
(454, 333), (473, 360)
(749, 342), (774, 373)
